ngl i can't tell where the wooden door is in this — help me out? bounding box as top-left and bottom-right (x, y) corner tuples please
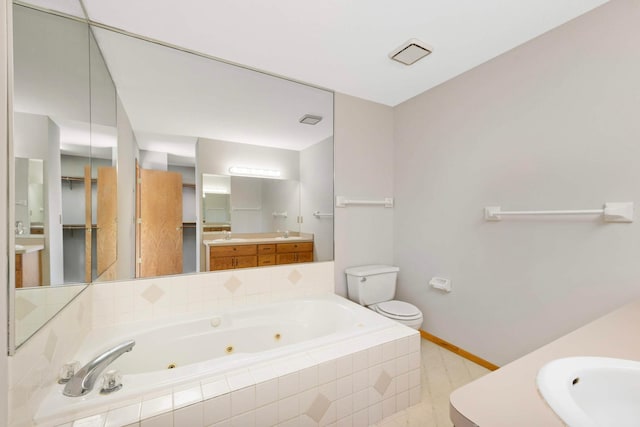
(96, 166), (117, 281)
(137, 167), (183, 277)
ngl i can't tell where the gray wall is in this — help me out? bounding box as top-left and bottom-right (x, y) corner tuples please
(300, 136), (334, 262)
(334, 93), (395, 296)
(393, 0), (640, 365)
(116, 96), (138, 280)
(14, 113), (63, 284)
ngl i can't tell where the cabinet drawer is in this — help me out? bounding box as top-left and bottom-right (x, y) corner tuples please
(210, 244), (257, 257)
(258, 244), (276, 254)
(276, 242), (313, 254)
(258, 254), (276, 266)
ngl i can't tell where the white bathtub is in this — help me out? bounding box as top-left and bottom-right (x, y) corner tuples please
(35, 294), (411, 425)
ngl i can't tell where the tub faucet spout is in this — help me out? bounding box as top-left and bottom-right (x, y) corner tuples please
(63, 340), (135, 397)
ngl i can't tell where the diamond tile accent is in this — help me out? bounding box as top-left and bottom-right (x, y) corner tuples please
(306, 393), (331, 423)
(14, 297), (37, 321)
(374, 370), (392, 396)
(141, 284), (165, 304)
(224, 276), (242, 294)
(288, 269), (302, 285)
(44, 330), (58, 363)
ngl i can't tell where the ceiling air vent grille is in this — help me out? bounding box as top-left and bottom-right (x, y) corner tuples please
(389, 39), (433, 65)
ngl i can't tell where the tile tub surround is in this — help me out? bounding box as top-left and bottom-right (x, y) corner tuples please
(90, 261), (335, 329)
(45, 326), (420, 427)
(9, 288), (93, 427)
(9, 261), (334, 426)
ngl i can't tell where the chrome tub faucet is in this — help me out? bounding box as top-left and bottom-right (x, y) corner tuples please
(63, 340), (135, 397)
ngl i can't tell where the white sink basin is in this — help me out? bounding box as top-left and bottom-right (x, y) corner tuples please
(537, 356), (640, 427)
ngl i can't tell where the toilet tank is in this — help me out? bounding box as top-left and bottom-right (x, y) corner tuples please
(345, 265), (399, 306)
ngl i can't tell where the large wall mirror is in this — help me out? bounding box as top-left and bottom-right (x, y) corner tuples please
(9, 1), (334, 351)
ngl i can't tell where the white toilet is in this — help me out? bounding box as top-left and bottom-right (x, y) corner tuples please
(345, 265), (423, 329)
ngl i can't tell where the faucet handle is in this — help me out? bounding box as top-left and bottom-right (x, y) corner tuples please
(100, 369), (123, 394)
(58, 361), (81, 384)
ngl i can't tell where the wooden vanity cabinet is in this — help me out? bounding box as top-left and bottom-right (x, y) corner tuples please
(209, 244), (257, 271)
(15, 251), (42, 288)
(208, 241), (314, 271)
(276, 242), (314, 265)
(258, 244), (276, 266)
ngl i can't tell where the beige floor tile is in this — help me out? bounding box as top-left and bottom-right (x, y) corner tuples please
(377, 338), (493, 427)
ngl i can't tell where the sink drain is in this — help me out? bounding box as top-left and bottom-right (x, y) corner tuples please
(274, 333), (281, 340)
(226, 345), (234, 354)
(572, 377), (579, 385)
(167, 363), (177, 369)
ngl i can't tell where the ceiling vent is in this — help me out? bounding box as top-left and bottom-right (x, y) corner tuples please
(299, 114), (323, 125)
(389, 39), (433, 65)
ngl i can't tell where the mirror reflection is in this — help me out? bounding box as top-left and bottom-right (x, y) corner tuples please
(11, 2), (334, 349)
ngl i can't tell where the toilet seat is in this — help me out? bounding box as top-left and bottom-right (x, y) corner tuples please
(372, 300), (422, 320)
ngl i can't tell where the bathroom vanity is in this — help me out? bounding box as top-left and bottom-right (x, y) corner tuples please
(449, 300), (640, 426)
(15, 244), (44, 287)
(204, 233), (314, 271)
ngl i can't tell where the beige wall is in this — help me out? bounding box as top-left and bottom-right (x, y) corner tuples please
(334, 93), (395, 296)
(393, 0), (640, 365)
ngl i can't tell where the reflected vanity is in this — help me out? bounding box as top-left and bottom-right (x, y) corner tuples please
(9, 1), (334, 352)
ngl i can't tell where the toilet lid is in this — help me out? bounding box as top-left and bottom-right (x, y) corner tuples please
(375, 300), (422, 319)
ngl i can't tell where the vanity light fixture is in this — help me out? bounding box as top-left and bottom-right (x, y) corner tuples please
(299, 114), (322, 125)
(389, 38), (433, 65)
(228, 166), (281, 179)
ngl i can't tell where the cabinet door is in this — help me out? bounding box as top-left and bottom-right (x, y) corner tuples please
(235, 255), (258, 269)
(297, 251), (314, 263)
(15, 254), (23, 288)
(276, 253), (297, 265)
(210, 256), (235, 271)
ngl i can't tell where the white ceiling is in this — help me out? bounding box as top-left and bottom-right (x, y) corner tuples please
(19, 0), (610, 157)
(81, 0), (609, 107)
(91, 26), (334, 152)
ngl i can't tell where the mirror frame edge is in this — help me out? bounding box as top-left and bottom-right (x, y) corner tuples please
(7, 0), (16, 356)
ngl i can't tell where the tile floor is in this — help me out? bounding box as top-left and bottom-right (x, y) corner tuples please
(376, 339), (492, 427)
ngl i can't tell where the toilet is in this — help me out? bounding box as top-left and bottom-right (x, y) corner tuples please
(345, 265), (423, 329)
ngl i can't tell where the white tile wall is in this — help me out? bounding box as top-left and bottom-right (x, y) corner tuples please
(9, 288), (93, 427)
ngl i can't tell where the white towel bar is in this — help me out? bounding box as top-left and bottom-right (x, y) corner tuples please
(313, 211), (333, 218)
(484, 202), (633, 223)
(336, 196), (394, 208)
(272, 211), (287, 218)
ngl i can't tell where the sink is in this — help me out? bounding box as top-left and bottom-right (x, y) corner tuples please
(211, 238), (246, 243)
(15, 244), (25, 251)
(537, 356), (640, 427)
(274, 236), (304, 240)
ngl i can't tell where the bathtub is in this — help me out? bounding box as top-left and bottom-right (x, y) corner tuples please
(35, 293), (419, 426)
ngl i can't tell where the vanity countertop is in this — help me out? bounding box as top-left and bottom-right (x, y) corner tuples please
(15, 244), (45, 255)
(450, 299), (640, 427)
(203, 235), (313, 246)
